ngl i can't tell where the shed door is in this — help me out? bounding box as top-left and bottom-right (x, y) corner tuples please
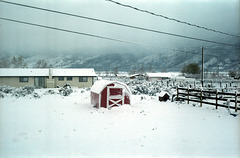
(107, 87), (123, 108)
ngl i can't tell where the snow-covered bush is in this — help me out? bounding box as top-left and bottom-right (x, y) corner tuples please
(0, 92), (4, 98)
(44, 89), (57, 95)
(125, 79), (166, 96)
(32, 92), (41, 99)
(0, 85), (38, 98)
(12, 85), (36, 98)
(0, 85), (15, 94)
(59, 84), (73, 96)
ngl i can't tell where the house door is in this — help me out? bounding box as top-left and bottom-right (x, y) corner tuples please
(107, 87), (124, 108)
(34, 77), (45, 88)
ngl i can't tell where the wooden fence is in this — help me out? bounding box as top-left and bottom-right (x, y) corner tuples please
(176, 87), (240, 112)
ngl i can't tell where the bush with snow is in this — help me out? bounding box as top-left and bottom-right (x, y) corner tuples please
(0, 85), (39, 98)
(0, 92), (4, 98)
(11, 85), (36, 98)
(124, 79), (175, 96)
(59, 84), (73, 96)
(0, 85), (15, 94)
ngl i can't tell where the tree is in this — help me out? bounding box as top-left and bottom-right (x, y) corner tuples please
(128, 66), (136, 75)
(113, 66), (119, 76)
(228, 71), (236, 78)
(35, 59), (48, 68)
(0, 58), (10, 68)
(139, 66), (145, 75)
(181, 63), (200, 75)
(11, 56), (27, 68)
(148, 64), (154, 72)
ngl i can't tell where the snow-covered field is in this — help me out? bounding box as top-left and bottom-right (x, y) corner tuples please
(0, 88), (239, 158)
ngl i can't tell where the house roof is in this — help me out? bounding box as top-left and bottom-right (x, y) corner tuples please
(52, 68), (96, 77)
(0, 68), (97, 77)
(90, 80), (131, 94)
(129, 74), (145, 78)
(146, 72), (179, 78)
(0, 68), (49, 77)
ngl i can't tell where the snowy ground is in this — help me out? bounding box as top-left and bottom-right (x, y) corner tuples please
(0, 88), (239, 158)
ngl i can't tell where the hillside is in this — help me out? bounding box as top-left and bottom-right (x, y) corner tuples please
(1, 37), (239, 72)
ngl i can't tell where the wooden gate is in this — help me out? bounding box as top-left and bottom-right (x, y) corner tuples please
(107, 87), (124, 108)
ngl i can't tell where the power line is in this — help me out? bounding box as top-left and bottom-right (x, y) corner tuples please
(106, 0), (240, 38)
(0, 17), (217, 57)
(0, 0), (239, 48)
(0, 17), (153, 47)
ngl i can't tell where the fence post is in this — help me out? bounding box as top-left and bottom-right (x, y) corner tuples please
(200, 89), (202, 107)
(177, 86), (179, 100)
(235, 91), (238, 112)
(187, 88), (189, 104)
(216, 90), (218, 109)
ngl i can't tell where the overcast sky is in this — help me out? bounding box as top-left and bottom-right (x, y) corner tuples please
(0, 0), (239, 55)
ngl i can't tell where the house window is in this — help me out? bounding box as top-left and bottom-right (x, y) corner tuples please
(67, 77), (72, 81)
(79, 76), (88, 82)
(58, 77), (64, 81)
(19, 77), (28, 82)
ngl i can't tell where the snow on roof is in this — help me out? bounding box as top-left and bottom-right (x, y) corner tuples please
(91, 80), (131, 94)
(52, 68), (96, 77)
(157, 91), (170, 97)
(0, 68), (96, 77)
(0, 68), (49, 77)
(146, 72), (179, 78)
(129, 74), (144, 77)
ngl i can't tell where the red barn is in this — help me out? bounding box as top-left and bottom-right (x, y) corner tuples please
(90, 80), (131, 109)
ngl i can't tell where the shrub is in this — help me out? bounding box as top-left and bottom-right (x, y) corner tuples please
(59, 84), (73, 96)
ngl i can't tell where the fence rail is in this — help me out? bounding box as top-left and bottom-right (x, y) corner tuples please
(177, 87), (240, 112)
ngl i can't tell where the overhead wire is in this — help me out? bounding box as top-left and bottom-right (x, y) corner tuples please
(106, 0), (240, 38)
(0, 17), (217, 57)
(0, 0), (239, 48)
(0, 17), (154, 47)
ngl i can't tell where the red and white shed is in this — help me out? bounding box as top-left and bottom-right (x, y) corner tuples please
(90, 80), (131, 108)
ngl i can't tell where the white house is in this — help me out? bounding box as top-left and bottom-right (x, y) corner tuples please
(0, 68), (96, 88)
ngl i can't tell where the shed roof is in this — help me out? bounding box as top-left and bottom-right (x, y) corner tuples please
(0, 68), (97, 77)
(91, 80), (131, 94)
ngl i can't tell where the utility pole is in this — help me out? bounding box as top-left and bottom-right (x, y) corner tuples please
(201, 47), (204, 87)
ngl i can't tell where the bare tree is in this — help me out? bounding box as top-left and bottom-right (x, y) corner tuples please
(0, 58), (10, 68)
(128, 66), (136, 75)
(35, 59), (48, 68)
(139, 66), (145, 75)
(113, 66), (119, 76)
(11, 56), (27, 68)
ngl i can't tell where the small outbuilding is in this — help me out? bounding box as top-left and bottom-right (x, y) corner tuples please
(90, 80), (131, 109)
(158, 91), (170, 102)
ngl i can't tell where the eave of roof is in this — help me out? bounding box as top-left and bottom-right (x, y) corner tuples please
(0, 68), (97, 77)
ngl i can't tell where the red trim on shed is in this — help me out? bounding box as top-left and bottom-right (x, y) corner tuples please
(90, 80), (131, 109)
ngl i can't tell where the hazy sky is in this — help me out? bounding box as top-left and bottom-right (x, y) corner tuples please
(0, 0), (239, 55)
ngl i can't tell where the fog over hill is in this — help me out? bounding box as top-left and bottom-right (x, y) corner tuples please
(1, 36), (239, 72)
(0, 0), (239, 72)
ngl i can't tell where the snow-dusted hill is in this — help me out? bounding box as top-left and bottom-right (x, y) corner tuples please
(1, 37), (239, 71)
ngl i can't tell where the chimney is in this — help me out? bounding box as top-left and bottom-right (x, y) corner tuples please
(49, 68), (53, 79)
